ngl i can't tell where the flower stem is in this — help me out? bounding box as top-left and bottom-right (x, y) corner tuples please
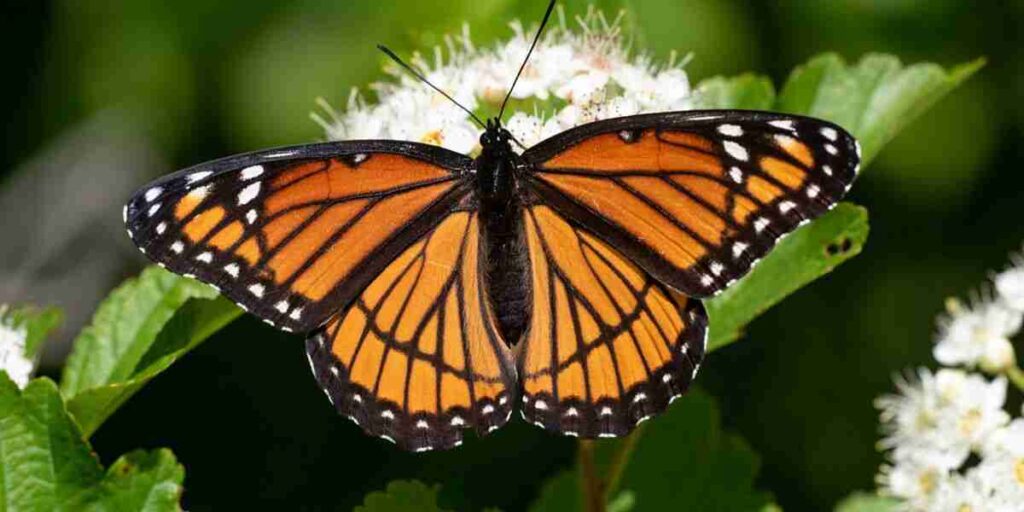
(578, 440), (605, 512)
(1006, 365), (1024, 392)
(602, 424), (646, 502)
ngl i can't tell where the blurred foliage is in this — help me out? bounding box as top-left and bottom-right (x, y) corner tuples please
(0, 375), (183, 511)
(0, 305), (63, 359)
(2, 0), (1022, 510)
(355, 481), (450, 512)
(833, 492), (901, 512)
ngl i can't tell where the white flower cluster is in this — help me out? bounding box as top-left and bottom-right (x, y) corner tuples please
(314, 8), (694, 153)
(875, 249), (1024, 511)
(0, 307), (34, 389)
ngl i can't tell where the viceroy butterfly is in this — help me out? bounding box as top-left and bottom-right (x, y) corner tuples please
(124, 0), (859, 451)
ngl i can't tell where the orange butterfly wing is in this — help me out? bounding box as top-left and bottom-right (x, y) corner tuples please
(124, 142), (473, 332)
(516, 205), (707, 438)
(522, 111), (860, 297)
(306, 210), (516, 451)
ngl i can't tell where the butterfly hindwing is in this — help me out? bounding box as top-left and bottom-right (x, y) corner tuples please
(523, 110), (860, 298)
(517, 205), (708, 438)
(124, 141), (473, 332)
(306, 209), (517, 451)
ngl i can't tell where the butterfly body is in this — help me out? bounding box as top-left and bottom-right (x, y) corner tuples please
(125, 109), (860, 451)
(477, 119), (531, 344)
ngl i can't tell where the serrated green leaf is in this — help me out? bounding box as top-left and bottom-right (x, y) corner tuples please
(60, 266), (241, 437)
(0, 375), (184, 511)
(356, 481), (449, 512)
(694, 74), (775, 110)
(777, 53), (983, 165)
(0, 305), (63, 359)
(834, 492), (901, 512)
(706, 203), (868, 350)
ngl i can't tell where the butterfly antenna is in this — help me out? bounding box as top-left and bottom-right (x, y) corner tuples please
(497, 0), (557, 122)
(377, 44), (486, 129)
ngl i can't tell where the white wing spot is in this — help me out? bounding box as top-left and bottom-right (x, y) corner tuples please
(147, 203), (161, 217)
(450, 416), (465, 426)
(156, 222), (167, 235)
(170, 241), (184, 253)
(854, 141), (862, 158)
(245, 209), (258, 225)
(352, 153), (368, 164)
(534, 399), (548, 411)
(499, 396), (508, 405)
(248, 283), (265, 297)
(723, 141), (749, 161)
(823, 165), (833, 176)
(237, 182), (261, 205)
(732, 242), (749, 259)
(381, 410), (394, 420)
(565, 407), (579, 417)
(482, 405), (495, 415)
(700, 274), (714, 287)
(223, 263), (240, 278)
(710, 261), (724, 276)
(122, 205), (129, 223)
(600, 406), (613, 417)
(187, 171), (212, 183)
(662, 373), (673, 383)
(275, 301), (289, 313)
(187, 184), (212, 201)
(289, 308), (303, 320)
(754, 217), (770, 233)
(825, 144), (838, 155)
(379, 435), (396, 444)
(769, 120), (796, 131)
(195, 252), (213, 263)
(330, 366), (339, 376)
(779, 200), (796, 214)
(633, 393), (647, 404)
(807, 184), (821, 199)
(352, 394), (363, 403)
(717, 124), (743, 137)
(240, 165), (264, 180)
(416, 420), (429, 430)
(681, 344), (689, 355)
(729, 166), (744, 183)
(144, 187), (162, 202)
(820, 127), (838, 141)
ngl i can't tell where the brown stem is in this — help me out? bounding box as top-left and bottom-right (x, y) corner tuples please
(578, 440), (605, 512)
(602, 423), (646, 502)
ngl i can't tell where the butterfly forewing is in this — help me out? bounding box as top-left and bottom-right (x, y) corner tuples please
(522, 110), (860, 298)
(124, 141), (474, 332)
(306, 209), (516, 451)
(517, 204), (708, 438)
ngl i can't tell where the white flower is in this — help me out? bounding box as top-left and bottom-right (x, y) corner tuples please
(976, 419), (1024, 504)
(878, 454), (951, 510)
(315, 7), (693, 153)
(934, 298), (1019, 371)
(929, 471), (1000, 512)
(0, 313), (34, 389)
(994, 255), (1024, 312)
(876, 369), (1010, 479)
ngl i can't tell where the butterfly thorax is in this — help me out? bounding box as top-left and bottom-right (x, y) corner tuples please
(476, 120), (530, 346)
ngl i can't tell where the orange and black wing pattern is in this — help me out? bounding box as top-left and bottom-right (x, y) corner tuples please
(124, 141), (473, 332)
(306, 210), (516, 451)
(517, 204), (707, 438)
(523, 110), (860, 298)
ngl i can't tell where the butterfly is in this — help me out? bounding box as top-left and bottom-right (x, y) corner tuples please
(123, 1), (860, 452)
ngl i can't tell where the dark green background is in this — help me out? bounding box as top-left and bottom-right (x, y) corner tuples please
(3, 0), (1023, 510)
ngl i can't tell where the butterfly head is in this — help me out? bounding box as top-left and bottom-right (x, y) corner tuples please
(480, 118), (514, 152)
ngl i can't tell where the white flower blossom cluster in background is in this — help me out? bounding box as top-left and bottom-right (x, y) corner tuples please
(313, 8), (694, 153)
(874, 248), (1024, 511)
(0, 307), (34, 389)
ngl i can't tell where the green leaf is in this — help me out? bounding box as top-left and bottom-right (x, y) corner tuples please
(777, 53), (984, 165)
(532, 391), (771, 512)
(706, 203), (868, 350)
(0, 305), (63, 359)
(601, 390), (772, 511)
(60, 266), (241, 437)
(355, 481), (449, 512)
(0, 375), (184, 511)
(834, 492), (901, 512)
(694, 74), (776, 110)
